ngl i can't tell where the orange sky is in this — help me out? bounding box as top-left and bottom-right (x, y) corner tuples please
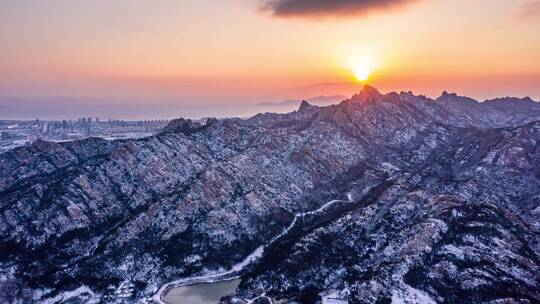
(0, 0), (539, 119)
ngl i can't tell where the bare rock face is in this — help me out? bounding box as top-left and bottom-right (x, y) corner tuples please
(298, 100), (315, 112)
(160, 118), (204, 135)
(0, 86), (539, 303)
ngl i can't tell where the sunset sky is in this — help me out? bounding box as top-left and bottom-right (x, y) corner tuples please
(1, 0), (539, 119)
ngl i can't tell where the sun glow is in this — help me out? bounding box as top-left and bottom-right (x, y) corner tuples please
(344, 53), (378, 83)
(352, 61), (373, 82)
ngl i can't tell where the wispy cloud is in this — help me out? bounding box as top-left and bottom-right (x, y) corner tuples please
(262, 0), (420, 18)
(518, 1), (540, 18)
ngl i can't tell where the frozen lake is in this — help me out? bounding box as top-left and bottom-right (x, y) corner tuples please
(163, 278), (241, 304)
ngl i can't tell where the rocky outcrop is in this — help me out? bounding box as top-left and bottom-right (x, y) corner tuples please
(0, 86), (539, 303)
(160, 118), (205, 135)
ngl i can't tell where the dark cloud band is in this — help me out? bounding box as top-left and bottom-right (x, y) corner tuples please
(263, 0), (420, 18)
(518, 1), (540, 18)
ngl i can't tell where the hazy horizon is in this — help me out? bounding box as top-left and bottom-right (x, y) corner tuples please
(1, 86), (539, 121)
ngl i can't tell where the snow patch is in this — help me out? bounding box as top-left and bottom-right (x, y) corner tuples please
(391, 284), (436, 304)
(41, 285), (99, 304)
(440, 244), (465, 260)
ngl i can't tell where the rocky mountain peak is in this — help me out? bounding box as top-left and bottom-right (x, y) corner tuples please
(349, 85), (382, 103)
(161, 118), (203, 135)
(439, 90), (457, 98)
(437, 90), (479, 106)
(298, 100), (314, 112)
(361, 84), (380, 95)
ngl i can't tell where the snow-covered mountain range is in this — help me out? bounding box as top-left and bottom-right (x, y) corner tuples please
(1, 86), (539, 303)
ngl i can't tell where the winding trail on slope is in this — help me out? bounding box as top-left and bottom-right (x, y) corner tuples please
(149, 195), (352, 304)
(150, 179), (393, 304)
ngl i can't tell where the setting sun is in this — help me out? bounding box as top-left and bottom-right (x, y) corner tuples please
(354, 65), (372, 82)
(350, 59), (374, 82)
